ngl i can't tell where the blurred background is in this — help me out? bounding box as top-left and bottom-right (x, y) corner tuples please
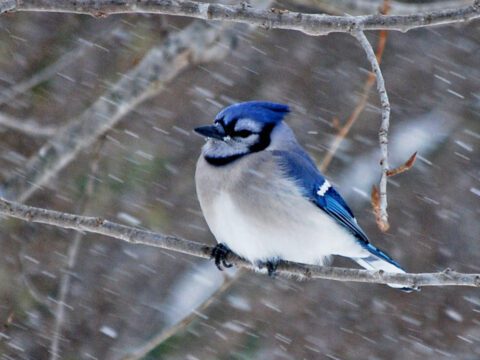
(0, 0), (479, 359)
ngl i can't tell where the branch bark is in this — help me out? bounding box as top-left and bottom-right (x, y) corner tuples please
(0, 197), (479, 289)
(0, 20), (240, 202)
(3, 0), (479, 35)
(352, 31), (391, 232)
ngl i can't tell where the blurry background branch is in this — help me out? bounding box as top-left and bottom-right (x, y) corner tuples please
(0, 20), (241, 202)
(0, 197), (479, 289)
(0, 113), (58, 137)
(121, 271), (241, 360)
(48, 140), (104, 360)
(320, 0), (390, 173)
(2, 0), (479, 35)
(0, 23), (120, 107)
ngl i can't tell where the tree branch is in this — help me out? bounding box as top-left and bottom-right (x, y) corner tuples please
(0, 113), (57, 137)
(0, 197), (479, 288)
(352, 30), (391, 232)
(3, 0), (479, 35)
(0, 20), (240, 202)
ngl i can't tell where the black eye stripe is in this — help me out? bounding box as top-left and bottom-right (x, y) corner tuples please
(233, 129), (252, 138)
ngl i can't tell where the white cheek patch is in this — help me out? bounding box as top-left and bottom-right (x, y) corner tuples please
(234, 118), (263, 133)
(317, 180), (331, 197)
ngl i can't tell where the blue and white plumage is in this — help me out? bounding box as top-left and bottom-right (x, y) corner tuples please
(194, 101), (411, 291)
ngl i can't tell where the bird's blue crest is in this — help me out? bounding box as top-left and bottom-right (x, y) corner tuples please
(215, 101), (290, 125)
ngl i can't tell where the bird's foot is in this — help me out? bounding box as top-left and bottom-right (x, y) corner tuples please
(211, 243), (233, 271)
(266, 261), (278, 277)
(258, 260), (278, 277)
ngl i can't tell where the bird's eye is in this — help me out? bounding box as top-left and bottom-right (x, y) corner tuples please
(234, 130), (252, 138)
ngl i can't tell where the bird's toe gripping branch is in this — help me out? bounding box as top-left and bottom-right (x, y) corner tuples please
(256, 259), (279, 277)
(211, 243), (233, 270)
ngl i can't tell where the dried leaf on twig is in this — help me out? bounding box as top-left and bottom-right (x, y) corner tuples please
(387, 152), (417, 177)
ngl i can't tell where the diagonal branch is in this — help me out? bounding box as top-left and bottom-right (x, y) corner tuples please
(0, 113), (58, 137)
(0, 20), (240, 202)
(0, 197), (479, 288)
(352, 30), (391, 232)
(3, 0), (479, 35)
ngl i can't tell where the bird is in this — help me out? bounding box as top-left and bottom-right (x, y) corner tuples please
(194, 101), (412, 291)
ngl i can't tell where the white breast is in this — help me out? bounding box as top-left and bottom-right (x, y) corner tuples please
(206, 191), (367, 266)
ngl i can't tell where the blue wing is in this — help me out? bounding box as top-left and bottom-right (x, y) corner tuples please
(272, 149), (369, 244)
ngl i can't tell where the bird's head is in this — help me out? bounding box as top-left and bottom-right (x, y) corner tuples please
(195, 101), (290, 165)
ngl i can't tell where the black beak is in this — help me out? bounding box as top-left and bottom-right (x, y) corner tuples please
(194, 124), (225, 140)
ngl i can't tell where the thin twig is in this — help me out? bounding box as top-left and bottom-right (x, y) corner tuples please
(3, 0), (479, 35)
(352, 30), (391, 232)
(0, 198), (479, 288)
(320, 0), (390, 172)
(49, 140), (104, 360)
(0, 113), (58, 137)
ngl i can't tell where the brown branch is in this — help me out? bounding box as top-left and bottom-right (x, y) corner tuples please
(0, 197), (479, 288)
(2, 0), (479, 35)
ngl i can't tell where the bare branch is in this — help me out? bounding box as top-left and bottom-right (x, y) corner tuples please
(3, 0), (479, 35)
(0, 197), (479, 288)
(0, 113), (58, 137)
(352, 30), (391, 232)
(0, 21), (240, 202)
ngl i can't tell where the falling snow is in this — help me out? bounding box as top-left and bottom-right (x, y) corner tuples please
(0, 3), (479, 360)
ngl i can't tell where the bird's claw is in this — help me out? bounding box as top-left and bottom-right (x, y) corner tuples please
(257, 260), (278, 277)
(211, 243), (233, 271)
(266, 261), (278, 277)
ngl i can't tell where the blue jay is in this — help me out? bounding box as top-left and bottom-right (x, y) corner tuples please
(195, 101), (412, 291)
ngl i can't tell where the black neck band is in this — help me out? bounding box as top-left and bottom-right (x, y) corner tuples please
(204, 123), (275, 167)
(205, 153), (246, 166)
